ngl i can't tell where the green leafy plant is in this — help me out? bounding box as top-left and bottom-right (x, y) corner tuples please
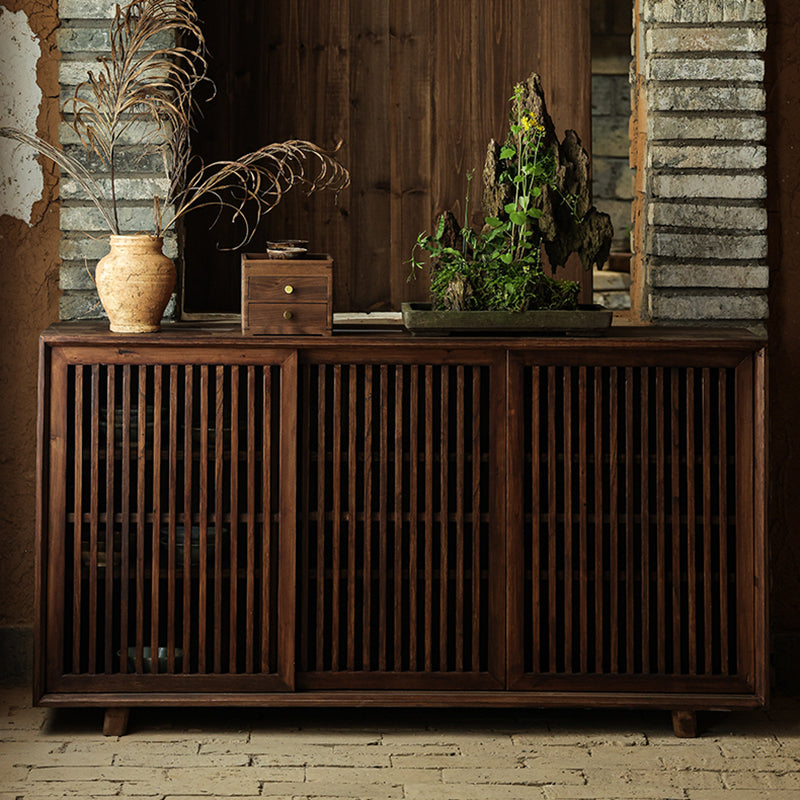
(411, 77), (611, 312)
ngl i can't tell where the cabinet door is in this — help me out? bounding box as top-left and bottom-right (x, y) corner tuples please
(506, 350), (767, 697)
(38, 346), (297, 697)
(295, 351), (506, 690)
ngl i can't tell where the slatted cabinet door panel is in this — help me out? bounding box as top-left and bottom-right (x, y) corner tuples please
(296, 352), (507, 690)
(39, 346), (297, 695)
(506, 349), (766, 697)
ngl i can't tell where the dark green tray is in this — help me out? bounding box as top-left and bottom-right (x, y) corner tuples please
(401, 302), (613, 336)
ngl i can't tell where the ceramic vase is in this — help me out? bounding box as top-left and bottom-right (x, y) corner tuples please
(95, 235), (176, 333)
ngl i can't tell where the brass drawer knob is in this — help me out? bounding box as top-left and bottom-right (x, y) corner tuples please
(283, 310), (293, 320)
(284, 285), (294, 294)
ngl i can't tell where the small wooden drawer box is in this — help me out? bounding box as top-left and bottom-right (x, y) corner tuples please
(242, 254), (333, 335)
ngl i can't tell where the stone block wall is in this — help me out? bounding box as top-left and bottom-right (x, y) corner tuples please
(631, 0), (767, 326)
(57, 0), (177, 320)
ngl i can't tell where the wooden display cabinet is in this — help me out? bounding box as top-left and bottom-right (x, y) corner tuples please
(35, 323), (767, 735)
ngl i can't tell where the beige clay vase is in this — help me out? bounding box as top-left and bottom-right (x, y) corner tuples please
(95, 235), (176, 333)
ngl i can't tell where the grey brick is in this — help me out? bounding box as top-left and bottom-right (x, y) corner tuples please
(649, 144), (766, 170)
(592, 75), (631, 117)
(648, 291), (768, 320)
(647, 114), (766, 141)
(642, 0), (766, 24)
(647, 57), (764, 82)
(60, 232), (178, 260)
(61, 176), (170, 201)
(592, 116), (631, 158)
(647, 201), (767, 230)
(57, 27), (172, 53)
(648, 85), (765, 112)
(60, 120), (168, 147)
(60, 262), (97, 291)
(652, 173), (766, 199)
(62, 145), (165, 174)
(649, 232), (767, 260)
(59, 0), (120, 19)
(60, 204), (157, 233)
(59, 290), (105, 321)
(592, 158), (634, 200)
(59, 58), (172, 87)
(646, 26), (767, 53)
(649, 264), (769, 288)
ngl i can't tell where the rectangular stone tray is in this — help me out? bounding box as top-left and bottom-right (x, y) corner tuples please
(401, 302), (613, 335)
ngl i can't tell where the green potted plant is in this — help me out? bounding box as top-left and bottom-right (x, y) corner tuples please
(404, 73), (613, 334)
(0, 0), (349, 333)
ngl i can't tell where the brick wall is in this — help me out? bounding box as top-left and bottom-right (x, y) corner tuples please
(631, 0), (768, 327)
(57, 0), (177, 320)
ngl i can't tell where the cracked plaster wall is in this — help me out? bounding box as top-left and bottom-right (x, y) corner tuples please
(0, 0), (60, 682)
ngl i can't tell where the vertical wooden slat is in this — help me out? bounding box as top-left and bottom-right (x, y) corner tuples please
(625, 367), (635, 674)
(608, 367), (619, 675)
(719, 369), (729, 674)
(182, 366), (193, 673)
(686, 368), (697, 675)
(379, 365), (388, 671)
(363, 365), (373, 670)
(72, 365), (83, 674)
(409, 366), (419, 671)
(88, 366), (99, 674)
(150, 366), (162, 673)
(246, 366), (256, 673)
(277, 353), (298, 690)
(198, 365), (209, 674)
(702, 368), (713, 675)
(735, 357), (755, 683)
(563, 366), (573, 673)
(229, 366), (240, 673)
(120, 366), (131, 674)
(104, 366), (115, 674)
(640, 367), (650, 674)
(167, 366), (178, 673)
(213, 366), (224, 673)
(656, 367), (666, 675)
(331, 364), (342, 671)
(547, 367), (557, 673)
(424, 365), (434, 672)
(262, 366), (273, 674)
(593, 366), (603, 673)
(471, 367), (481, 673)
(315, 365), (326, 672)
(347, 366), (358, 671)
(531, 367), (541, 674)
(299, 367), (310, 672)
(394, 365), (404, 671)
(670, 367), (682, 675)
(578, 366), (588, 674)
(135, 367), (147, 673)
(455, 366), (465, 672)
(439, 365), (449, 671)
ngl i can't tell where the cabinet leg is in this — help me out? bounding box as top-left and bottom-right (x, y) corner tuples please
(671, 710), (698, 738)
(103, 707), (130, 736)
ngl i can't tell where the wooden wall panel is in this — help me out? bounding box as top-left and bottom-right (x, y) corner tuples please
(184, 0), (591, 313)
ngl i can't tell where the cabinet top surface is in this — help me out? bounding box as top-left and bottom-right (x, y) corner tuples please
(41, 321), (766, 351)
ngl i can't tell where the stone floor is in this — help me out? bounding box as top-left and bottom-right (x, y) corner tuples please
(1, 687), (798, 800)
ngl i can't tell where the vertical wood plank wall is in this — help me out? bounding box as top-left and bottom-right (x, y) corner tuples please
(184, 0), (591, 313)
